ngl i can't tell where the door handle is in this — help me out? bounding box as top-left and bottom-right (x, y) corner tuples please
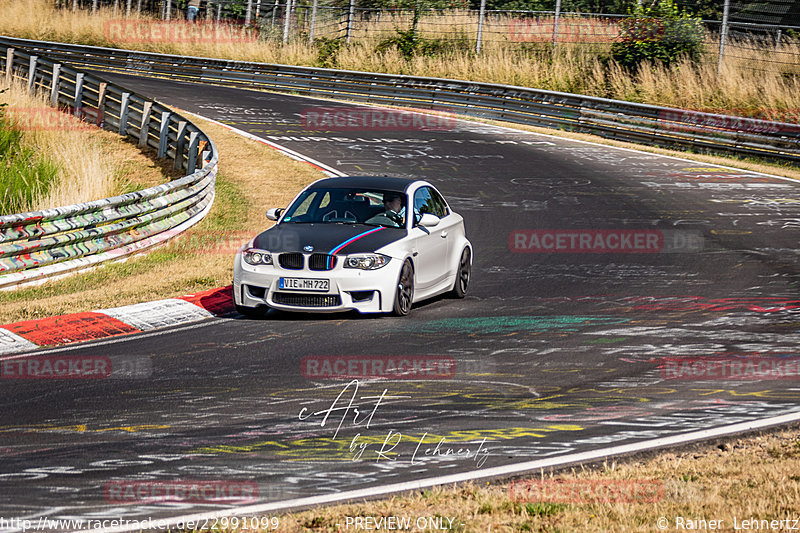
(441, 231), (448, 238)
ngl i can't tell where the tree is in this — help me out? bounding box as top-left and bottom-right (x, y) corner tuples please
(611, 0), (704, 68)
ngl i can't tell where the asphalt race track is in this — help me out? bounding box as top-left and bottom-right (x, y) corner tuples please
(2, 71), (800, 530)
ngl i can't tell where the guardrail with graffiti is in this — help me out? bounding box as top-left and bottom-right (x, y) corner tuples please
(0, 44), (218, 290)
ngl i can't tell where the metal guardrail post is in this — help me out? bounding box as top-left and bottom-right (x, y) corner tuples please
(119, 92), (131, 135)
(4, 48), (12, 82)
(97, 82), (107, 122)
(27, 55), (37, 91)
(139, 101), (152, 148)
(158, 111), (171, 158)
(50, 63), (61, 106)
(187, 131), (200, 173)
(73, 72), (84, 116)
(174, 120), (188, 170)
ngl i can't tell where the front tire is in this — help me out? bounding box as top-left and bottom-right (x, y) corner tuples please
(451, 247), (471, 298)
(393, 260), (414, 316)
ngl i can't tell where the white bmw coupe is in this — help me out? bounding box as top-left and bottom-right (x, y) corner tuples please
(233, 176), (472, 316)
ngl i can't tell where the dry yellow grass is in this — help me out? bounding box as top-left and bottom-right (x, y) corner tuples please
(0, 77), (125, 212)
(1, 0), (798, 119)
(260, 426), (800, 532)
(0, 111), (324, 324)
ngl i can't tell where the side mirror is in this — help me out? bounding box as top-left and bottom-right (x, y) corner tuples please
(266, 208), (283, 221)
(418, 213), (440, 227)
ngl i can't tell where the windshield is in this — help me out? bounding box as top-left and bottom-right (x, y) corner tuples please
(281, 188), (407, 228)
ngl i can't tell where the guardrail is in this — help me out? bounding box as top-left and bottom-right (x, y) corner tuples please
(0, 44), (218, 290)
(1, 34), (798, 164)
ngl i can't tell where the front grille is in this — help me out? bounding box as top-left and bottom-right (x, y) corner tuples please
(279, 252), (304, 270)
(309, 253), (337, 271)
(272, 292), (342, 307)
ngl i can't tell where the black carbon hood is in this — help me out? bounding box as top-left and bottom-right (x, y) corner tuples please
(253, 223), (406, 255)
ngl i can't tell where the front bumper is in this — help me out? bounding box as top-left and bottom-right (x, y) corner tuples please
(233, 252), (401, 314)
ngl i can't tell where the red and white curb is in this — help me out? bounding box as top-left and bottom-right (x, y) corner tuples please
(0, 285), (235, 356)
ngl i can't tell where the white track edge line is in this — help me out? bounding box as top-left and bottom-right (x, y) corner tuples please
(182, 112), (347, 177)
(91, 409), (800, 533)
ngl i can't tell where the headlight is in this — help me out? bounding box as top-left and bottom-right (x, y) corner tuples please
(344, 253), (390, 270)
(243, 248), (273, 265)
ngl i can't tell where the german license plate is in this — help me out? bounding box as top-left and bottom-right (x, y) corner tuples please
(279, 277), (329, 292)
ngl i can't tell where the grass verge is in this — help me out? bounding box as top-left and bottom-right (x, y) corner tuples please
(249, 426), (800, 532)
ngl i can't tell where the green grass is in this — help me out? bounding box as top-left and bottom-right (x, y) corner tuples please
(0, 109), (62, 215)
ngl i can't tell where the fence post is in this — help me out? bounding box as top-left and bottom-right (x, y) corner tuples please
(475, 0), (486, 54)
(4, 48), (13, 83)
(158, 111), (171, 158)
(552, 0), (562, 47)
(126, 0), (132, 16)
(137, 0), (143, 15)
(174, 120), (188, 171)
(119, 92), (131, 136)
(283, 0), (292, 43)
(309, 0), (318, 42)
(73, 73), (85, 117)
(245, 0), (253, 25)
(775, 28), (782, 50)
(50, 64), (61, 107)
(139, 101), (153, 148)
(92, 0), (98, 14)
(346, 0), (355, 43)
(165, 0), (172, 20)
(27, 56), (38, 92)
(717, 0), (730, 73)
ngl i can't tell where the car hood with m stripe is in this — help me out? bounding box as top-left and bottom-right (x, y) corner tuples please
(253, 223), (407, 255)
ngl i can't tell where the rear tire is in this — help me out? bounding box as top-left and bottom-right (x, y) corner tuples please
(451, 247), (471, 298)
(393, 260), (414, 316)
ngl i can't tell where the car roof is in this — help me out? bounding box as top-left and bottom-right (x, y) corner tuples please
(307, 176), (419, 193)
